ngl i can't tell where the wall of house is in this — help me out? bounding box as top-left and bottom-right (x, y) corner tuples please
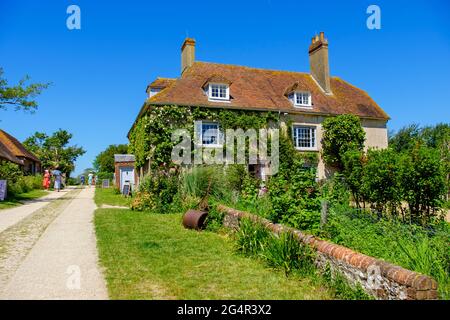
(21, 158), (41, 175)
(283, 114), (388, 180)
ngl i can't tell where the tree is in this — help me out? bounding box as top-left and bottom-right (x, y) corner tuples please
(342, 150), (365, 208)
(361, 148), (402, 217)
(321, 114), (366, 169)
(398, 146), (446, 223)
(23, 129), (85, 177)
(0, 67), (49, 113)
(93, 144), (128, 174)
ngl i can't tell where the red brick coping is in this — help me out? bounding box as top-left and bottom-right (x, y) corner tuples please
(216, 204), (438, 300)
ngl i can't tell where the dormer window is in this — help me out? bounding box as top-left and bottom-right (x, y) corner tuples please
(209, 83), (229, 101)
(285, 82), (312, 108)
(295, 92), (311, 106)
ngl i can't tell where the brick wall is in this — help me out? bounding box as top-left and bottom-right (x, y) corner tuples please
(217, 205), (438, 300)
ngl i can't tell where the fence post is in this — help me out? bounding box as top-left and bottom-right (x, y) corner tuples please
(320, 200), (329, 228)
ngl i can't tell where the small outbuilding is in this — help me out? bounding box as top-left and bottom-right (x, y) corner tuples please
(0, 129), (41, 174)
(114, 154), (136, 193)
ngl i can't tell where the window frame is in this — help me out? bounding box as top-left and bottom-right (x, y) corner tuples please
(293, 91), (312, 108)
(198, 121), (223, 147)
(208, 83), (230, 101)
(292, 125), (318, 151)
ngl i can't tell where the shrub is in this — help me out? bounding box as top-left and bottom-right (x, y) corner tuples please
(131, 170), (180, 212)
(321, 114), (366, 169)
(361, 148), (402, 217)
(398, 146), (446, 223)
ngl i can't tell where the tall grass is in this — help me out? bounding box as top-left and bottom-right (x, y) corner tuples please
(233, 218), (372, 299)
(324, 205), (450, 299)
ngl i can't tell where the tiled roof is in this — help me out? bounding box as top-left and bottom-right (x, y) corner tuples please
(0, 129), (40, 163)
(146, 61), (389, 120)
(0, 141), (22, 164)
(114, 154), (135, 163)
(148, 78), (177, 89)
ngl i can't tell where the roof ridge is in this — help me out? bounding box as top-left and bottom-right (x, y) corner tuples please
(194, 61), (312, 76)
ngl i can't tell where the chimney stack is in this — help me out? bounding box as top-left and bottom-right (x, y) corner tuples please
(309, 32), (331, 94)
(181, 38), (196, 75)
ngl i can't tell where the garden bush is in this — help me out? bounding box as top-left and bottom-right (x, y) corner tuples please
(0, 160), (43, 197)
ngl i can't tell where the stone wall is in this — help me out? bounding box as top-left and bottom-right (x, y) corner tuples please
(217, 205), (438, 300)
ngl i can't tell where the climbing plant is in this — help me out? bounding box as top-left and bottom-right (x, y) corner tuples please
(128, 104), (280, 170)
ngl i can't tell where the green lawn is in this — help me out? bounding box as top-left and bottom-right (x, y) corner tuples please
(94, 187), (131, 207)
(95, 209), (332, 300)
(0, 189), (48, 210)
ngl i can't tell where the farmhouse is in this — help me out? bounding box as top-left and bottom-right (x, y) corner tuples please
(129, 33), (389, 180)
(0, 129), (41, 174)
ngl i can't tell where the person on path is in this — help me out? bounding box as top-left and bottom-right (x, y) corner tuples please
(88, 172), (94, 187)
(80, 175), (85, 186)
(52, 168), (62, 192)
(42, 170), (51, 190)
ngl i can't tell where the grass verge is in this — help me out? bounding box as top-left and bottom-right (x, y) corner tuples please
(94, 187), (131, 207)
(95, 209), (332, 300)
(0, 189), (48, 210)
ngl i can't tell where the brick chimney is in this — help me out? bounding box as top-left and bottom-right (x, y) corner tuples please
(309, 32), (332, 94)
(181, 38), (196, 75)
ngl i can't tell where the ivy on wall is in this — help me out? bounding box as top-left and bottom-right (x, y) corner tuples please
(128, 104), (317, 170)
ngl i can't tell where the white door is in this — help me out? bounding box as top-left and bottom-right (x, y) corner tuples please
(120, 167), (135, 192)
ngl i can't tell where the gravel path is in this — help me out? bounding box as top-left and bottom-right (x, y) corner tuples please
(0, 187), (108, 300)
(0, 189), (68, 233)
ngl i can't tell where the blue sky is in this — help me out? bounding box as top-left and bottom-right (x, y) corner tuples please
(0, 0), (449, 176)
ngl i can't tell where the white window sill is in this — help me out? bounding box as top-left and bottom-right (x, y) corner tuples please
(295, 147), (318, 152)
(208, 98), (231, 103)
(294, 105), (313, 109)
(199, 144), (223, 148)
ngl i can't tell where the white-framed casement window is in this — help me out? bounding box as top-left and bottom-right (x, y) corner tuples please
(293, 125), (317, 150)
(208, 83), (229, 101)
(290, 91), (312, 108)
(195, 121), (223, 147)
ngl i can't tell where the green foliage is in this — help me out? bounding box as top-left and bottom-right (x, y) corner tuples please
(341, 150), (364, 207)
(0, 67), (49, 113)
(398, 146), (447, 222)
(235, 218), (272, 256)
(361, 148), (402, 215)
(266, 133), (321, 232)
(23, 129), (85, 176)
(320, 173), (351, 207)
(128, 105), (279, 169)
(93, 144), (128, 174)
(235, 219), (315, 277)
(0, 160), (42, 197)
(0, 160), (23, 183)
(131, 171), (180, 212)
(323, 205), (449, 299)
(321, 114), (366, 169)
